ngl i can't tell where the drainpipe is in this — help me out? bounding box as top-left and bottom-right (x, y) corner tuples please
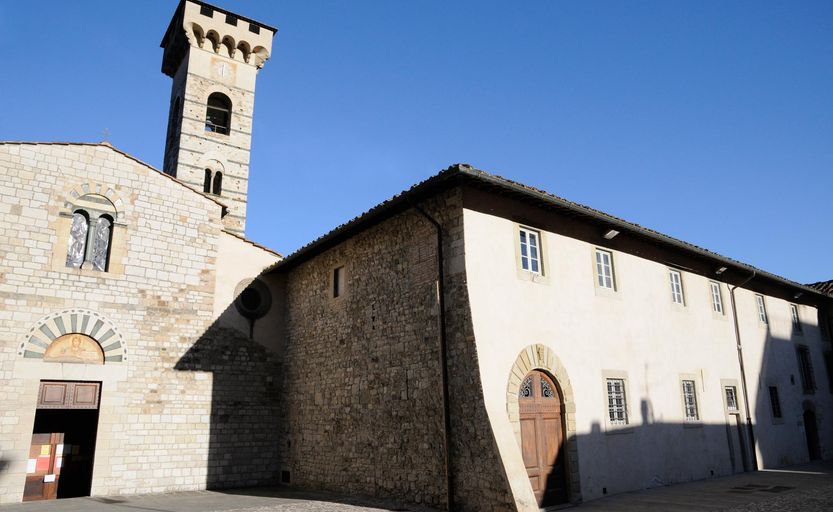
(409, 199), (454, 512)
(728, 270), (758, 471)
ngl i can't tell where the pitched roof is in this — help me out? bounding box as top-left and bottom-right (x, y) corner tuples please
(223, 229), (283, 258)
(808, 280), (833, 296)
(267, 164), (830, 303)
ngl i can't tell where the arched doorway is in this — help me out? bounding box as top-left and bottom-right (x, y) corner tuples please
(519, 370), (568, 507)
(804, 409), (821, 460)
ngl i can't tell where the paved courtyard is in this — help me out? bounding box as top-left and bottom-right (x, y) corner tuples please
(2, 462), (832, 512)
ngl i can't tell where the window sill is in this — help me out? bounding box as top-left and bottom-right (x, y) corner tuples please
(594, 286), (619, 299)
(516, 269), (550, 285)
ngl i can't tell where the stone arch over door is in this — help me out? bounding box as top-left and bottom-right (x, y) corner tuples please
(18, 309), (127, 363)
(506, 344), (581, 502)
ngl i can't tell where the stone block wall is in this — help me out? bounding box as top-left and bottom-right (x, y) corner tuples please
(0, 142), (278, 503)
(278, 188), (515, 511)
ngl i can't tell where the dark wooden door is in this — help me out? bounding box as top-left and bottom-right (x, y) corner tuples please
(519, 370), (568, 506)
(804, 410), (821, 460)
(23, 432), (63, 501)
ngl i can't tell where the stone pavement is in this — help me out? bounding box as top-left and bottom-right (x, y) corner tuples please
(2, 462), (832, 512)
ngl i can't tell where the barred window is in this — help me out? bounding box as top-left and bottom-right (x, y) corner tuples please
(724, 386), (738, 411)
(796, 345), (816, 394)
(606, 378), (628, 425)
(768, 386), (782, 418)
(756, 295), (768, 324)
(682, 380), (699, 421)
(790, 304), (802, 333)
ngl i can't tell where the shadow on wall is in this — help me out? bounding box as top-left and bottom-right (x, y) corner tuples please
(173, 284), (284, 490)
(535, 326), (832, 505)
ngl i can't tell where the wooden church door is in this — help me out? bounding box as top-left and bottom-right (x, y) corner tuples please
(519, 370), (568, 506)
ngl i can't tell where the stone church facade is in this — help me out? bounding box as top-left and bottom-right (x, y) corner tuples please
(1, 1), (832, 511)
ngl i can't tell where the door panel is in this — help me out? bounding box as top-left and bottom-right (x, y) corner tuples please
(518, 370), (569, 507)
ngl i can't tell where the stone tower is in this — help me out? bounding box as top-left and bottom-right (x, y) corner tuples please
(160, 0), (276, 234)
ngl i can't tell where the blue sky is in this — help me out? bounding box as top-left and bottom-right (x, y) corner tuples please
(1, 1), (831, 283)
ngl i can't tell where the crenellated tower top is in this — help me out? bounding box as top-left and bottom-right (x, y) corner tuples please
(160, 0), (276, 235)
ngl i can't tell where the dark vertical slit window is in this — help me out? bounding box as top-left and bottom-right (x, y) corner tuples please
(203, 169), (212, 193)
(333, 266), (343, 298)
(205, 93), (231, 135)
(796, 345), (816, 394)
(768, 386), (782, 418)
(212, 172), (223, 196)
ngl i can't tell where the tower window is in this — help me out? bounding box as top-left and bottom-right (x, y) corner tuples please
(205, 93), (231, 135)
(212, 171), (223, 196)
(200, 5), (213, 17)
(249, 24), (260, 34)
(203, 169), (212, 193)
(225, 14), (238, 26)
(66, 211), (89, 268)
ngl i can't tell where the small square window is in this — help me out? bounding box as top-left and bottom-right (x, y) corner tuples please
(790, 304), (802, 333)
(595, 249), (615, 290)
(606, 378), (628, 425)
(518, 227), (542, 275)
(226, 14), (238, 26)
(710, 281), (724, 314)
(681, 380), (699, 421)
(249, 24), (261, 34)
(768, 386), (782, 418)
(724, 386), (738, 411)
(333, 266), (345, 298)
(755, 295), (768, 324)
(669, 270), (685, 305)
(200, 5), (214, 17)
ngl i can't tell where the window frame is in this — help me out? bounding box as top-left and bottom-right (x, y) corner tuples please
(724, 385), (739, 412)
(790, 304), (802, 334)
(768, 385), (783, 421)
(796, 345), (816, 394)
(517, 226), (543, 276)
(680, 378), (700, 422)
(669, 269), (685, 306)
(601, 370), (632, 433)
(709, 281), (724, 315)
(330, 264), (347, 300)
(755, 294), (768, 325)
(205, 92), (232, 135)
(594, 248), (616, 291)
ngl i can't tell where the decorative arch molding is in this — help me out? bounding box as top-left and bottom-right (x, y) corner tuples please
(18, 309), (127, 363)
(506, 343), (582, 502)
(62, 182), (127, 224)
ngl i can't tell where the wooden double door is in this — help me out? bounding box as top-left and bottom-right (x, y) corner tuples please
(519, 370), (568, 507)
(23, 381), (101, 502)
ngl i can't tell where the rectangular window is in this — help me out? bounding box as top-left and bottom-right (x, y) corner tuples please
(724, 386), (738, 411)
(796, 345), (816, 394)
(200, 5), (213, 17)
(333, 266), (344, 298)
(682, 380), (699, 421)
(710, 281), (724, 314)
(249, 23), (261, 34)
(519, 227), (542, 275)
(768, 386), (782, 418)
(595, 249), (615, 290)
(225, 14), (238, 26)
(669, 270), (684, 305)
(606, 378), (628, 425)
(755, 295), (768, 324)
(790, 304), (802, 333)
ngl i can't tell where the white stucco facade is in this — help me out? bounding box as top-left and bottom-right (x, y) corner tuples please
(462, 207), (833, 510)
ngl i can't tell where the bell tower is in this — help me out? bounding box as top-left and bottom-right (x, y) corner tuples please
(160, 0), (276, 234)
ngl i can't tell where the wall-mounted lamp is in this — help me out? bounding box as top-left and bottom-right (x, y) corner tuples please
(603, 229), (619, 240)
(715, 267), (728, 275)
